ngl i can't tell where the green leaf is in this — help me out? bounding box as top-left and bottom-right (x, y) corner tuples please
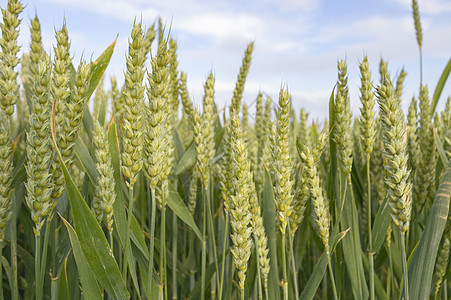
(107, 119), (141, 297)
(11, 164), (26, 188)
(371, 194), (391, 253)
(107, 120), (127, 248)
(60, 216), (102, 300)
(327, 86), (338, 207)
(434, 129), (448, 166)
(175, 142), (196, 176)
(299, 229), (348, 300)
(74, 137), (99, 185)
(87, 37), (117, 100)
(82, 37), (117, 140)
(407, 159), (451, 299)
(340, 180), (368, 300)
(431, 57), (451, 116)
(263, 170), (280, 300)
(1, 255), (13, 297)
(361, 249), (388, 300)
(57, 256), (72, 300)
(51, 101), (129, 300)
(167, 182), (202, 240)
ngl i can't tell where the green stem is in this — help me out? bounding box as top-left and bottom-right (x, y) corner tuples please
(288, 232), (299, 300)
(51, 216), (58, 300)
(281, 231), (288, 300)
(444, 279), (447, 300)
(205, 182), (219, 299)
(387, 238), (393, 299)
(367, 159), (375, 300)
(35, 232), (42, 300)
(148, 187), (157, 298)
(39, 218), (51, 298)
(10, 194), (17, 300)
(172, 205), (178, 300)
(349, 180), (363, 295)
(0, 241), (3, 300)
(201, 183), (207, 300)
(122, 184), (134, 281)
(109, 230), (113, 249)
(445, 280), (448, 300)
(327, 251), (338, 300)
(218, 212), (229, 300)
(160, 181), (168, 300)
(401, 232), (409, 300)
(419, 47), (423, 86)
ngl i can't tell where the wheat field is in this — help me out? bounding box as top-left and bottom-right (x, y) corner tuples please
(0, 0), (449, 299)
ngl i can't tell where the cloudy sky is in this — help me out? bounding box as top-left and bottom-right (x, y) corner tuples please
(13, 0), (451, 121)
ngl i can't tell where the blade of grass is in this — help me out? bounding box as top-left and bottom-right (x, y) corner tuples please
(263, 169), (280, 300)
(51, 99), (129, 300)
(430, 57), (451, 116)
(167, 182), (202, 240)
(60, 215), (102, 300)
(407, 159), (451, 299)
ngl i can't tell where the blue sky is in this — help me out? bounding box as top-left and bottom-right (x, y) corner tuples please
(12, 0), (451, 121)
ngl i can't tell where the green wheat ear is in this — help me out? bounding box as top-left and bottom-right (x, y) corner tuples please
(377, 80), (412, 233)
(273, 87), (294, 235)
(0, 0), (23, 116)
(412, 0), (423, 49)
(0, 121), (12, 241)
(122, 20), (146, 188)
(92, 119), (116, 235)
(335, 60), (353, 179)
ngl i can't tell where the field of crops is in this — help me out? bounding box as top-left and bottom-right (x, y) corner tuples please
(0, 0), (449, 299)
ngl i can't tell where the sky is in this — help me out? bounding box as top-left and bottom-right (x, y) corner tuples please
(10, 0), (451, 122)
